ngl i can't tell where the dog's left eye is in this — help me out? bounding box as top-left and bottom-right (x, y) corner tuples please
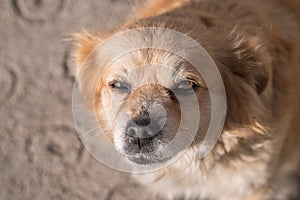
(109, 81), (129, 92)
(174, 80), (197, 92)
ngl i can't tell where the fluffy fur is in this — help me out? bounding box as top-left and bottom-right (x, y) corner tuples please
(73, 0), (300, 199)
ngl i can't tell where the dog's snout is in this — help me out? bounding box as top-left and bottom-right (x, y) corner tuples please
(125, 113), (165, 150)
(125, 121), (153, 150)
(126, 121), (153, 138)
(126, 118), (157, 138)
(124, 100), (168, 152)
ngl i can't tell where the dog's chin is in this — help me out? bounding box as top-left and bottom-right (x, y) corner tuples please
(125, 152), (171, 165)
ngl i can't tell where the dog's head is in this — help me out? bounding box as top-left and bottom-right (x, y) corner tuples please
(72, 20), (273, 165)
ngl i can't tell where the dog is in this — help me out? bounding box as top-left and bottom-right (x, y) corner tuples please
(72, 0), (300, 199)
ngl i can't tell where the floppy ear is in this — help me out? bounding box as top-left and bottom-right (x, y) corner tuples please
(71, 32), (105, 108)
(72, 32), (100, 74)
(201, 27), (272, 128)
(216, 28), (272, 95)
(223, 29), (272, 128)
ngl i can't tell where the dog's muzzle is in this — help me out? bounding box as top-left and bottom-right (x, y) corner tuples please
(125, 112), (165, 151)
(121, 102), (174, 165)
(123, 113), (170, 164)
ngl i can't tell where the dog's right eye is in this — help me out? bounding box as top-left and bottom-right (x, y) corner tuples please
(109, 81), (129, 92)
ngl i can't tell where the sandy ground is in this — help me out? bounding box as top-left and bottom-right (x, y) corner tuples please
(0, 0), (159, 199)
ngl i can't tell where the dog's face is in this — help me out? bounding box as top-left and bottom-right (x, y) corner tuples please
(73, 22), (272, 165)
(95, 49), (210, 165)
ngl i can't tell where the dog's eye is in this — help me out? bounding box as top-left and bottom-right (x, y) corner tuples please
(174, 80), (198, 92)
(109, 81), (129, 92)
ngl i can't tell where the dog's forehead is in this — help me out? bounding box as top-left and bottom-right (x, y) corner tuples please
(106, 49), (186, 86)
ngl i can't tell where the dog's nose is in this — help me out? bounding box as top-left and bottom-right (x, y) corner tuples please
(133, 115), (151, 127)
(126, 117), (155, 139)
(125, 116), (162, 149)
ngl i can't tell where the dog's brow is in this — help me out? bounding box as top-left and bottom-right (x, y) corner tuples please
(172, 61), (186, 77)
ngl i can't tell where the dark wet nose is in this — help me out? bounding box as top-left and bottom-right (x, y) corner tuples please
(126, 117), (157, 138)
(133, 115), (151, 127)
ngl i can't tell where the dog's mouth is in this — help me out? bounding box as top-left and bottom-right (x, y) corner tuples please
(125, 152), (171, 165)
(120, 130), (175, 165)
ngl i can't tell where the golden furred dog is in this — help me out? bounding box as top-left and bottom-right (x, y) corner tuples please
(72, 0), (300, 199)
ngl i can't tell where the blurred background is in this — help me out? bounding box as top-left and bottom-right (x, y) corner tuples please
(0, 0), (159, 199)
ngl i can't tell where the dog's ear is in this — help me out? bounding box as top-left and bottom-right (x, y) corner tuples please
(72, 32), (101, 73)
(71, 31), (105, 108)
(224, 29), (272, 127)
(201, 28), (272, 128)
(213, 28), (272, 95)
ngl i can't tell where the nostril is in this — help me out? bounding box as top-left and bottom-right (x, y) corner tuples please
(126, 126), (137, 138)
(126, 120), (155, 139)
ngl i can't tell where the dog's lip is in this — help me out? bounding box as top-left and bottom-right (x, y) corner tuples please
(126, 153), (170, 165)
(122, 147), (157, 156)
(122, 131), (165, 153)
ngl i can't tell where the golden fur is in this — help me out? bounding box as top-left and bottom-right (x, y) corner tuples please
(73, 0), (300, 199)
